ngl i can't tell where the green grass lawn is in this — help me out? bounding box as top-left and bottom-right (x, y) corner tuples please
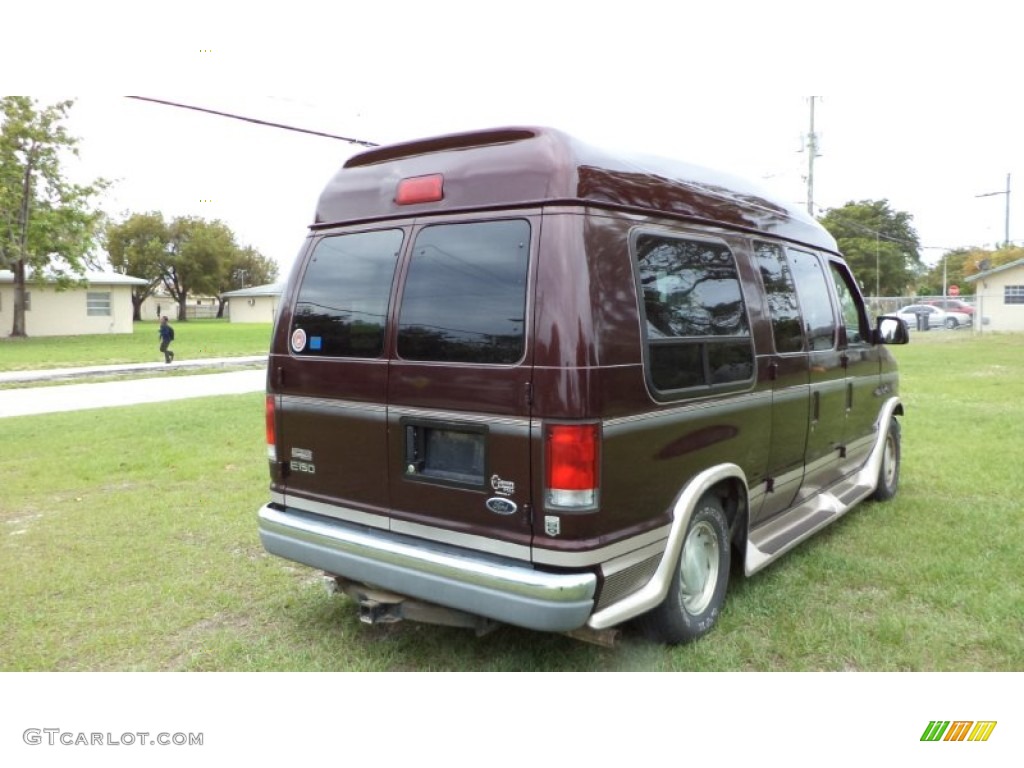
(1, 333), (1021, 670)
(0, 319), (273, 371)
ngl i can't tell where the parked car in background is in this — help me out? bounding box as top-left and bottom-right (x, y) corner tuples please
(896, 303), (971, 330)
(923, 298), (975, 317)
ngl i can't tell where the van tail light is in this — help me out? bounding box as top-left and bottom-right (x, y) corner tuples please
(545, 423), (600, 508)
(396, 174), (444, 205)
(265, 395), (277, 461)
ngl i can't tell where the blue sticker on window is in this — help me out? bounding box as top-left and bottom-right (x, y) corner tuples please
(310, 336), (322, 350)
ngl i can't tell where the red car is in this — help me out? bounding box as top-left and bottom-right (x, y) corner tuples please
(924, 298), (975, 316)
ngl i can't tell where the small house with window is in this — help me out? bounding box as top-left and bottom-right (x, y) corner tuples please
(220, 282), (283, 323)
(0, 270), (147, 336)
(965, 258), (1024, 331)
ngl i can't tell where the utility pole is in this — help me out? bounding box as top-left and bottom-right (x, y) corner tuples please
(875, 231), (880, 298)
(805, 96), (821, 216)
(975, 173), (1011, 247)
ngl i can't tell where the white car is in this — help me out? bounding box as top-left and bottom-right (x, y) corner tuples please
(896, 303), (972, 330)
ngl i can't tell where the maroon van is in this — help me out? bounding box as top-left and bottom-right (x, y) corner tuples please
(258, 127), (908, 644)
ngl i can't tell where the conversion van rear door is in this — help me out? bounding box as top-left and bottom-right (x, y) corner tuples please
(273, 228), (404, 523)
(385, 217), (536, 557)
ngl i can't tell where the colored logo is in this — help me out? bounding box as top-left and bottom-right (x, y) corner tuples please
(920, 721), (997, 742)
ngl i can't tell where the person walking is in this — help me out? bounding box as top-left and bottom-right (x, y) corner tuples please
(158, 316), (175, 363)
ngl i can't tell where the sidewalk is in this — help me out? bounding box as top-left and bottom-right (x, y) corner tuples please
(0, 355), (267, 384)
(0, 356), (267, 418)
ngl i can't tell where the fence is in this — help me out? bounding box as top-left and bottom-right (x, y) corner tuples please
(866, 295), (977, 335)
(865, 295), (973, 315)
(183, 304), (220, 320)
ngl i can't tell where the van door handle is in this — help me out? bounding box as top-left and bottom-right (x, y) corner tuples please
(812, 391), (820, 422)
(404, 425), (425, 474)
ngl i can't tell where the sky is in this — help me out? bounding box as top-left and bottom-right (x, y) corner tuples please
(5, 1), (1023, 283)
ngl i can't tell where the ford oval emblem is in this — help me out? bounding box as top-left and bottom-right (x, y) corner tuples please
(485, 497), (518, 516)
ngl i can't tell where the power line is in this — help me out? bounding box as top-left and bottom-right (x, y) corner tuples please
(813, 204), (921, 249)
(124, 96), (380, 147)
(975, 173), (1011, 247)
(818, 204), (1005, 253)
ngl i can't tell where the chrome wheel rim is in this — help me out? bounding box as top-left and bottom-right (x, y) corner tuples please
(679, 520), (720, 615)
(881, 432), (897, 489)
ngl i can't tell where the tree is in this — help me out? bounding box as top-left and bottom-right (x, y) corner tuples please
(105, 212), (169, 321)
(0, 97), (108, 337)
(918, 244), (1024, 296)
(216, 245), (278, 318)
(105, 211), (276, 321)
(818, 200), (924, 297)
(963, 244), (1024, 277)
(917, 247), (971, 297)
(161, 216), (237, 321)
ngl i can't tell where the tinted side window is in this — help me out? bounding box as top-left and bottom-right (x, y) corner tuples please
(397, 219), (530, 364)
(787, 248), (836, 351)
(635, 234), (753, 394)
(828, 262), (869, 344)
(753, 241), (804, 353)
(292, 229), (403, 357)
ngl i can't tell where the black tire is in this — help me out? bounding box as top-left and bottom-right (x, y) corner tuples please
(945, 317), (958, 330)
(641, 495), (730, 644)
(871, 417), (901, 501)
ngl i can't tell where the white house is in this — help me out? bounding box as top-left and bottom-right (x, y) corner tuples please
(139, 292), (222, 321)
(965, 258), (1024, 332)
(0, 270), (148, 336)
(220, 283), (283, 323)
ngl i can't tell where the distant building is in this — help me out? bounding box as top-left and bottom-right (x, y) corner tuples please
(220, 283), (283, 323)
(140, 292), (222, 321)
(0, 270), (147, 336)
(965, 258), (1024, 331)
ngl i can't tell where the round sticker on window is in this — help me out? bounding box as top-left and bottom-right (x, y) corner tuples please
(291, 328), (307, 352)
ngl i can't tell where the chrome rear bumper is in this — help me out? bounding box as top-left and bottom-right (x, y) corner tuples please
(258, 504), (597, 632)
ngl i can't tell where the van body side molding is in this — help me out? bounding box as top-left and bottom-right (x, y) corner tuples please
(587, 463), (748, 630)
(744, 397), (903, 575)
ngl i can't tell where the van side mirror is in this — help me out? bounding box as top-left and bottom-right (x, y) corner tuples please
(874, 315), (909, 345)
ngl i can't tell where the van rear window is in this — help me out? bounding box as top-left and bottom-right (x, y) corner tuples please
(291, 230), (403, 358)
(397, 220), (530, 365)
(635, 234), (753, 396)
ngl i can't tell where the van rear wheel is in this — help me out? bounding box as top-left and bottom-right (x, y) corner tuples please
(871, 417), (901, 501)
(641, 495), (730, 644)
